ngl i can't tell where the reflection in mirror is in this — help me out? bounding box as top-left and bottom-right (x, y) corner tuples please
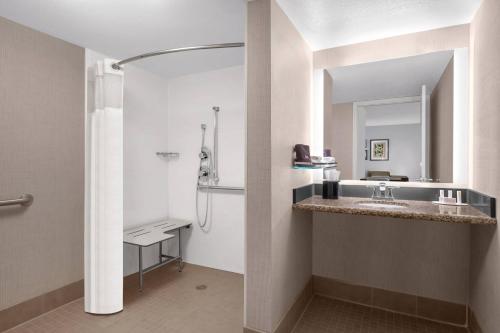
(323, 49), (469, 183)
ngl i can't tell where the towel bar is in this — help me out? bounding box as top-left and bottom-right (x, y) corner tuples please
(0, 194), (34, 207)
(197, 185), (244, 192)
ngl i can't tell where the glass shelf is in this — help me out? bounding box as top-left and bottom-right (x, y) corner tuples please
(293, 164), (337, 170)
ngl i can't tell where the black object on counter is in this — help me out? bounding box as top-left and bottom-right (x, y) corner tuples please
(323, 180), (339, 199)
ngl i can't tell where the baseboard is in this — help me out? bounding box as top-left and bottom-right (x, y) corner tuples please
(243, 327), (267, 333)
(313, 275), (467, 326)
(0, 279), (84, 332)
(273, 278), (313, 333)
(243, 278), (313, 333)
(468, 307), (483, 333)
(0, 264), (182, 332)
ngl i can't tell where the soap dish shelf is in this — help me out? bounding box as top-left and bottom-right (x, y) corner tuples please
(156, 152), (180, 158)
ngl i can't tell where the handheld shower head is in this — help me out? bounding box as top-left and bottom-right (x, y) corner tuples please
(200, 124), (207, 151)
(212, 106), (220, 112)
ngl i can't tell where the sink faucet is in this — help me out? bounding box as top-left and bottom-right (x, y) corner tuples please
(370, 182), (398, 200)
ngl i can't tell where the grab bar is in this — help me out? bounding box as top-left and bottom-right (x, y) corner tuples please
(198, 185), (244, 192)
(0, 194), (34, 207)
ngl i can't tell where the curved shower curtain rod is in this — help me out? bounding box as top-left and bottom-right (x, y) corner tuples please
(111, 42), (245, 70)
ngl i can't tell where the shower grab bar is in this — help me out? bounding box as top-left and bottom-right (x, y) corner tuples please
(198, 185), (244, 192)
(0, 194), (34, 207)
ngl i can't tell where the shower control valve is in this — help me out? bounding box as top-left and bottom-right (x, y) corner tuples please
(199, 167), (210, 178)
(199, 147), (210, 160)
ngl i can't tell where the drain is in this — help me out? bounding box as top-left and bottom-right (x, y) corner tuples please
(196, 284), (207, 290)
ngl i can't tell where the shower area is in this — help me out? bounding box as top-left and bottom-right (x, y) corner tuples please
(85, 44), (245, 313)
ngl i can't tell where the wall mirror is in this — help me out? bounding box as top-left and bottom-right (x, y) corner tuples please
(323, 48), (469, 184)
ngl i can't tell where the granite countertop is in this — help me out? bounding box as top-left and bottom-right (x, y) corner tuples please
(293, 196), (497, 225)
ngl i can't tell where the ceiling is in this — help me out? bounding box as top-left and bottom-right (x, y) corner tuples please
(0, 0), (245, 78)
(276, 0), (482, 50)
(0, 0), (480, 77)
(329, 50), (454, 104)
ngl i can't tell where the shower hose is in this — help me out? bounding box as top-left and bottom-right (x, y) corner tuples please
(196, 123), (212, 229)
(196, 155), (211, 229)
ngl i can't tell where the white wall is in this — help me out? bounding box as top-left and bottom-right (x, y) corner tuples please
(167, 66), (245, 274)
(122, 65), (171, 276)
(353, 106), (366, 179)
(364, 124), (421, 180)
(86, 49), (171, 276)
(87, 50), (244, 275)
(364, 102), (421, 127)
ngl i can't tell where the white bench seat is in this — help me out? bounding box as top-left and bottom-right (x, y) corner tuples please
(123, 219), (192, 290)
(124, 219), (192, 246)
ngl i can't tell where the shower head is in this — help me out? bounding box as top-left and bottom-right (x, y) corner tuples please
(200, 124), (207, 150)
(212, 106), (220, 112)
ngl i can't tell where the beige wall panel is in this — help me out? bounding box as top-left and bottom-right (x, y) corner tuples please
(245, 0), (273, 331)
(469, 0), (500, 332)
(270, 0), (313, 330)
(430, 58), (454, 183)
(314, 24), (469, 70)
(0, 17), (85, 310)
(313, 212), (470, 304)
(246, 1), (314, 331)
(324, 103), (353, 179)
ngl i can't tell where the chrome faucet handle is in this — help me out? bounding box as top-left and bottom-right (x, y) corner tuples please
(367, 184), (381, 199)
(384, 185), (399, 200)
(378, 182), (388, 200)
(366, 182), (398, 200)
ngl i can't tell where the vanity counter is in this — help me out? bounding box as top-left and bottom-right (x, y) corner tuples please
(293, 196), (496, 225)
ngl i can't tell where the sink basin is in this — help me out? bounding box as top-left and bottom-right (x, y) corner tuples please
(356, 200), (409, 209)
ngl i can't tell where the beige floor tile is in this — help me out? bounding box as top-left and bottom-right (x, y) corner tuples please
(293, 296), (467, 333)
(5, 264), (243, 333)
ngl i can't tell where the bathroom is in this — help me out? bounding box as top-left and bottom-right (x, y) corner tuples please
(0, 0), (499, 333)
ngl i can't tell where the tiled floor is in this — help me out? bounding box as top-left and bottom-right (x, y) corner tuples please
(5, 267), (470, 333)
(293, 296), (468, 333)
(6, 264), (243, 333)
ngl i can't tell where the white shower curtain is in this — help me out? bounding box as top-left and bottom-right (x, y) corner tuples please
(85, 59), (124, 314)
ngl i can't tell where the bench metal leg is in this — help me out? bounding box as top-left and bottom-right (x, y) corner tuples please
(159, 241), (163, 263)
(136, 228), (187, 291)
(139, 246), (143, 291)
(178, 229), (184, 272)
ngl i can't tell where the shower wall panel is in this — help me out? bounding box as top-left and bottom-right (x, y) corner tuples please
(167, 65), (245, 274)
